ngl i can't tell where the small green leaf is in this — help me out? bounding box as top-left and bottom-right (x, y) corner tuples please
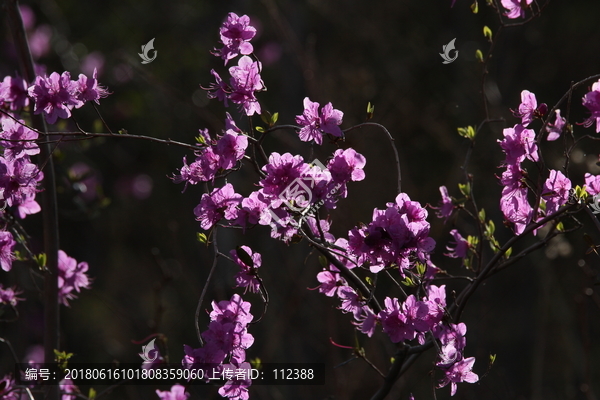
(255, 126), (265, 133)
(483, 26), (493, 42)
(318, 255), (328, 268)
(475, 49), (484, 62)
(196, 232), (207, 244)
(485, 220), (495, 237)
(260, 111), (271, 125)
(118, 128), (128, 135)
(489, 353), (496, 364)
(471, 0), (479, 13)
(365, 276), (373, 286)
(556, 222), (564, 232)
(458, 182), (471, 197)
(416, 262), (426, 276)
(236, 246), (254, 268)
(401, 277), (416, 287)
(250, 357), (262, 370)
(88, 388), (97, 399)
(457, 126), (476, 140)
(478, 208), (486, 223)
(366, 102), (375, 120)
(34, 253), (47, 268)
(505, 247), (512, 257)
(271, 112), (279, 125)
(54, 350), (73, 371)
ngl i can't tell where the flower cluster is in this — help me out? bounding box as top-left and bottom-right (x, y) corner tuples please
(348, 193), (436, 274)
(27, 68), (109, 124)
(582, 79), (600, 133)
(57, 250), (91, 306)
(204, 14), (263, 116)
(172, 114), (248, 190)
(183, 294), (253, 400)
(187, 147), (366, 243)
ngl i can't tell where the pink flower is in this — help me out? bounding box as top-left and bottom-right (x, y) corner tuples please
(437, 186), (454, 222)
(0, 118), (39, 160)
(585, 173), (600, 196)
(57, 250), (91, 306)
(498, 124), (538, 165)
(214, 13), (256, 65)
(445, 229), (469, 259)
(230, 246), (262, 294)
(512, 90), (545, 126)
(28, 71), (83, 124)
(582, 79), (600, 133)
(216, 131), (248, 170)
(0, 284), (23, 306)
(546, 109), (566, 141)
(0, 74), (29, 111)
(228, 56), (264, 116)
(295, 97), (344, 145)
(194, 184), (242, 230)
(0, 231), (16, 272)
(438, 357), (479, 396)
(74, 68), (110, 104)
(501, 0), (533, 19)
(542, 170), (571, 215)
(156, 384), (190, 400)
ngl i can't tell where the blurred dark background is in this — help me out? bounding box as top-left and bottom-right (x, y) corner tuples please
(1, 0), (600, 399)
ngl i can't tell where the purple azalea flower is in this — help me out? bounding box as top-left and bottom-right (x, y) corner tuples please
(498, 124), (538, 165)
(228, 56), (264, 116)
(512, 90), (545, 126)
(194, 183), (242, 230)
(315, 270), (345, 297)
(230, 245), (262, 294)
(74, 68), (110, 104)
(585, 173), (600, 196)
(379, 297), (415, 342)
(205, 69), (230, 106)
(437, 357), (479, 396)
(327, 148), (366, 197)
(445, 229), (469, 259)
(338, 286), (363, 319)
(60, 378), (79, 400)
(218, 362), (252, 400)
(259, 152), (308, 200)
(216, 131), (248, 170)
(501, 0), (533, 19)
(437, 186), (454, 222)
(234, 190), (271, 231)
(305, 216), (336, 243)
(28, 71), (83, 124)
(542, 170), (571, 215)
(210, 293), (254, 327)
(0, 231), (16, 272)
(354, 307), (378, 337)
(0, 156), (43, 208)
(582, 79), (600, 133)
(402, 294), (431, 332)
(214, 13), (256, 65)
(348, 193), (435, 274)
(0, 74), (29, 111)
(295, 97), (344, 145)
(546, 109), (566, 141)
(156, 384), (190, 400)
(0, 118), (40, 160)
(57, 250), (91, 306)
(0, 284), (23, 306)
